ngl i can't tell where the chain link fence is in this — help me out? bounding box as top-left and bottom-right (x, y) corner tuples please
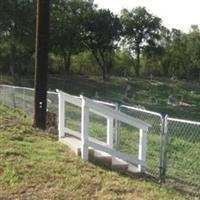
(0, 84), (199, 195)
(119, 105), (163, 177)
(166, 117), (200, 194)
(0, 84), (58, 117)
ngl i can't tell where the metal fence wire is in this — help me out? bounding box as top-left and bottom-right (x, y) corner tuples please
(0, 84), (200, 195)
(0, 84), (58, 118)
(166, 117), (200, 194)
(119, 105), (163, 177)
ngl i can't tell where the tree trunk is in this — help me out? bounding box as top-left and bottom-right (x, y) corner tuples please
(92, 50), (112, 81)
(102, 65), (109, 81)
(134, 46), (140, 77)
(33, 0), (50, 130)
(100, 63), (110, 81)
(63, 52), (71, 74)
(9, 44), (15, 78)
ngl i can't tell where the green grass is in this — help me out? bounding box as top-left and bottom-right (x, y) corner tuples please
(63, 102), (200, 195)
(1, 75), (199, 192)
(1, 75), (200, 121)
(0, 105), (194, 200)
(49, 75), (200, 121)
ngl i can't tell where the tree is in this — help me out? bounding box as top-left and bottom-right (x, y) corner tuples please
(51, 0), (94, 74)
(164, 29), (189, 78)
(142, 26), (169, 76)
(0, 0), (35, 82)
(113, 49), (133, 77)
(33, 0), (50, 129)
(186, 25), (200, 79)
(83, 9), (122, 81)
(121, 7), (162, 77)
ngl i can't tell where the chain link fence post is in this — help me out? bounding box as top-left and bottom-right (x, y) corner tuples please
(159, 115), (169, 182)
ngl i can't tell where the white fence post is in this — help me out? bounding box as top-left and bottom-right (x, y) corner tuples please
(58, 91), (65, 139)
(114, 103), (120, 147)
(81, 97), (89, 161)
(138, 128), (147, 172)
(107, 117), (114, 148)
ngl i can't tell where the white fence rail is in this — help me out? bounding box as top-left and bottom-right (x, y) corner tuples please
(57, 90), (150, 172)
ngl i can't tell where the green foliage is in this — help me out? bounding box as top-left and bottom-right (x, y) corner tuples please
(158, 26), (200, 79)
(121, 7), (162, 77)
(83, 8), (122, 80)
(0, 1), (200, 80)
(113, 50), (134, 77)
(71, 51), (99, 75)
(51, 0), (94, 73)
(0, 0), (35, 80)
(48, 53), (63, 74)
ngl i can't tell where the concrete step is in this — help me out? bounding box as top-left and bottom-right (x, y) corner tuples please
(92, 150), (112, 168)
(111, 157), (128, 171)
(60, 135), (139, 173)
(128, 164), (140, 173)
(60, 136), (81, 156)
(60, 136), (94, 157)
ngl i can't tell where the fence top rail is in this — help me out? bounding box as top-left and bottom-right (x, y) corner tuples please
(0, 84), (58, 95)
(0, 84), (34, 91)
(120, 105), (163, 119)
(168, 117), (200, 125)
(81, 95), (150, 131)
(56, 90), (81, 107)
(93, 99), (117, 108)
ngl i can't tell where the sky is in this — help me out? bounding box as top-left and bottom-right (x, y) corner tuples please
(94, 0), (200, 33)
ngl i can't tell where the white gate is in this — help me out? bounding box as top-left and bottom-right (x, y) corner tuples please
(57, 90), (150, 172)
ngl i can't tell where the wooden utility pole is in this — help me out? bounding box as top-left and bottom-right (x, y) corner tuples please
(33, 0), (50, 129)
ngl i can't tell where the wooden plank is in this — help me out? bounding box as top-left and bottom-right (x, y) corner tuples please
(81, 99), (89, 161)
(58, 92), (65, 138)
(87, 140), (145, 166)
(107, 117), (113, 148)
(82, 95), (150, 131)
(138, 129), (147, 172)
(57, 90), (81, 107)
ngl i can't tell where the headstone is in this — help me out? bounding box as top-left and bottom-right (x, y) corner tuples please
(168, 95), (176, 106)
(125, 85), (132, 98)
(94, 91), (100, 100)
(150, 97), (158, 105)
(170, 75), (177, 81)
(123, 85), (132, 103)
(150, 73), (153, 81)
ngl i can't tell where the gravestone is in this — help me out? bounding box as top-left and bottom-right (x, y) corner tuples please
(150, 73), (153, 81)
(123, 85), (133, 103)
(94, 91), (100, 100)
(168, 94), (177, 106)
(150, 97), (158, 105)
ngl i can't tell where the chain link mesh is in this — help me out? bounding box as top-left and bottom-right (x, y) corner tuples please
(0, 85), (58, 119)
(114, 122), (140, 160)
(166, 118), (200, 194)
(65, 101), (81, 133)
(120, 105), (163, 176)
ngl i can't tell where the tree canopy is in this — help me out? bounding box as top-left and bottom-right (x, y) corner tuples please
(83, 8), (122, 80)
(0, 1), (200, 81)
(121, 7), (162, 77)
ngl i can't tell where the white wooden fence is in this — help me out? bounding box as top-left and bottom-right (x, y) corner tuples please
(57, 90), (150, 172)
